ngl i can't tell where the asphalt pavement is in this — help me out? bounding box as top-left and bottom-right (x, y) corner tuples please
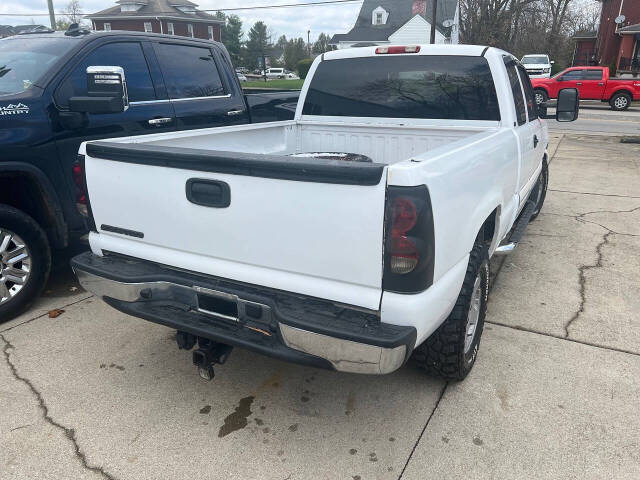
(1, 130), (639, 479)
(548, 102), (640, 136)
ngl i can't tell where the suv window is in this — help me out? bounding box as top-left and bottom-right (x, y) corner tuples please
(504, 58), (526, 126)
(516, 65), (537, 121)
(55, 42), (155, 107)
(584, 69), (603, 80)
(559, 69), (583, 81)
(155, 43), (225, 99)
(302, 56), (500, 121)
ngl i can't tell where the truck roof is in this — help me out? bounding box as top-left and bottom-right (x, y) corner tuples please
(322, 44), (491, 61)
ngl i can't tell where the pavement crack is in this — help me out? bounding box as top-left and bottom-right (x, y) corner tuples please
(0, 294), (94, 334)
(548, 189), (640, 200)
(397, 382), (447, 480)
(0, 333), (118, 480)
(564, 230), (613, 338)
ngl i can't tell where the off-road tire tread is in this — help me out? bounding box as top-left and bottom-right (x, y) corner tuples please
(411, 242), (489, 381)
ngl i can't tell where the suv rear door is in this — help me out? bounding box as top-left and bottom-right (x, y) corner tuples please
(153, 41), (249, 130)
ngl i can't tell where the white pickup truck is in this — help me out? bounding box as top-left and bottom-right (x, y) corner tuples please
(71, 45), (578, 381)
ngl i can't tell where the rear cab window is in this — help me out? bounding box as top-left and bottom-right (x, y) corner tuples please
(302, 55), (500, 121)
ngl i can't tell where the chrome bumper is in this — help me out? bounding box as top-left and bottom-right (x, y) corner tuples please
(74, 269), (406, 374)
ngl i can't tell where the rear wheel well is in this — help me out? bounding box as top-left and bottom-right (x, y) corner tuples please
(476, 208), (499, 249)
(0, 173), (58, 246)
(610, 90), (632, 100)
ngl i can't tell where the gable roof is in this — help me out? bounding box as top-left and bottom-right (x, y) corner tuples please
(618, 23), (640, 34)
(330, 0), (458, 44)
(87, 0), (222, 23)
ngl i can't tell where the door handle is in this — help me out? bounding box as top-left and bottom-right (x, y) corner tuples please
(576, 82), (583, 86)
(533, 135), (539, 148)
(186, 179), (230, 208)
(227, 109), (245, 117)
(148, 117), (172, 126)
(598, 82), (604, 86)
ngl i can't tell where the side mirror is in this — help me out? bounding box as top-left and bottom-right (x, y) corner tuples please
(550, 60), (555, 64)
(555, 88), (579, 122)
(68, 66), (128, 114)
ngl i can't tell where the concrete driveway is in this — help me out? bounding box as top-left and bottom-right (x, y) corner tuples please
(1, 134), (639, 480)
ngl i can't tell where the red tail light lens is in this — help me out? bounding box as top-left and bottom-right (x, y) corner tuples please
(376, 46), (421, 54)
(72, 156), (88, 217)
(392, 197), (417, 235)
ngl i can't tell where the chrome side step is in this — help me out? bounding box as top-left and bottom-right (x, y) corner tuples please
(495, 200), (537, 256)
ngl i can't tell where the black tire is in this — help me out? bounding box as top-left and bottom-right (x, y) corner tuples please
(0, 205), (51, 322)
(411, 241), (489, 381)
(534, 89), (548, 105)
(529, 159), (548, 222)
(609, 93), (631, 111)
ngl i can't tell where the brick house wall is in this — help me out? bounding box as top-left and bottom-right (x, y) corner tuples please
(596, 0), (640, 67)
(92, 19), (220, 41)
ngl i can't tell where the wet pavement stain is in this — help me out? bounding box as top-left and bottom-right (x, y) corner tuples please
(254, 418), (264, 426)
(349, 448), (357, 455)
(199, 405), (211, 414)
(369, 452), (378, 462)
(345, 392), (355, 416)
(441, 436), (450, 444)
(473, 435), (484, 446)
(218, 396), (255, 438)
(288, 423), (299, 432)
(300, 396), (310, 403)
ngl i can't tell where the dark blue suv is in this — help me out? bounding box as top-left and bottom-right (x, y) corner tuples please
(0, 28), (298, 319)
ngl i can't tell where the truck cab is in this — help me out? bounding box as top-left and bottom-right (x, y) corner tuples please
(0, 28), (298, 320)
(521, 54), (553, 78)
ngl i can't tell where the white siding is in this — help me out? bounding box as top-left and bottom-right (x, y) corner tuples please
(388, 15), (447, 45)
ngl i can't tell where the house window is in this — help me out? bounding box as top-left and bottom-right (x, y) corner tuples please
(144, 22), (152, 32)
(376, 13), (383, 24)
(208, 25), (214, 40)
(167, 22), (174, 35)
(372, 7), (387, 25)
(103, 23), (111, 31)
(187, 24), (194, 37)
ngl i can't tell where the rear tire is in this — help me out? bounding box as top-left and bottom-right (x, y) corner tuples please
(0, 205), (51, 322)
(530, 159), (548, 222)
(609, 93), (631, 111)
(534, 89), (548, 105)
(411, 240), (489, 381)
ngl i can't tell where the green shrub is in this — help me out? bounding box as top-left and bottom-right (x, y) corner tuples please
(296, 58), (314, 79)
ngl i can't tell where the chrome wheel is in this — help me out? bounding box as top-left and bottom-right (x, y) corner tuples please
(464, 274), (482, 354)
(614, 96), (629, 109)
(0, 229), (31, 305)
(535, 92), (545, 105)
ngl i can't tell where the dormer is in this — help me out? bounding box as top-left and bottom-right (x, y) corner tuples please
(173, 4), (197, 14)
(372, 6), (388, 25)
(116, 0), (147, 13)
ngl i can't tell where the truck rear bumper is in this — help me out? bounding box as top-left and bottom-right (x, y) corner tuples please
(71, 252), (416, 374)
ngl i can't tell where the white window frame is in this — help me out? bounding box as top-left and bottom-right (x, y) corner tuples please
(144, 22), (152, 32)
(372, 6), (388, 25)
(103, 22), (111, 31)
(187, 24), (194, 38)
(167, 22), (174, 35)
(208, 25), (214, 40)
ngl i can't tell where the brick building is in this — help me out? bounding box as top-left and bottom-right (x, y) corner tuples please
(572, 0), (640, 75)
(87, 0), (222, 41)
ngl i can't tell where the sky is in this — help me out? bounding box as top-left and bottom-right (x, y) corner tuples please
(0, 0), (364, 42)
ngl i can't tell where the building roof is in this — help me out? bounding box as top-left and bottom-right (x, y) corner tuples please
(618, 23), (640, 34)
(572, 30), (597, 39)
(330, 0), (458, 44)
(0, 24), (50, 36)
(87, 0), (222, 23)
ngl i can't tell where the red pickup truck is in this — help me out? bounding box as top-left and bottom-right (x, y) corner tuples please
(531, 66), (640, 111)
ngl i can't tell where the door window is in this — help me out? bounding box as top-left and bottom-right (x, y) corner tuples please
(559, 70), (584, 81)
(584, 70), (603, 80)
(516, 65), (537, 121)
(155, 43), (225, 99)
(55, 41), (156, 107)
(504, 58), (526, 126)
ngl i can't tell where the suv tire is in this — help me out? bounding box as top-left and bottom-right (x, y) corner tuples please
(534, 89), (548, 105)
(0, 205), (51, 321)
(411, 240), (489, 380)
(609, 93), (631, 111)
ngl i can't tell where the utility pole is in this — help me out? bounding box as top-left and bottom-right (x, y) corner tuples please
(307, 30), (311, 56)
(47, 0), (56, 30)
(429, 0), (438, 44)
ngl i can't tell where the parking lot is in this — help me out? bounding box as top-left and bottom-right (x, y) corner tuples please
(1, 129), (638, 479)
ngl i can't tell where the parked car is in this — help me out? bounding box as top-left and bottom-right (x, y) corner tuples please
(521, 54), (554, 78)
(531, 66), (640, 110)
(0, 28), (299, 320)
(235, 67), (249, 74)
(265, 68), (286, 79)
(284, 71), (300, 80)
(71, 44), (578, 381)
(236, 72), (247, 82)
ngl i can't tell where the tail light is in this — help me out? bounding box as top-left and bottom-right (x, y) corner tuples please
(72, 155), (96, 230)
(376, 45), (421, 55)
(383, 186), (435, 293)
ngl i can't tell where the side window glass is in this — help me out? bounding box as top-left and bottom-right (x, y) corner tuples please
(155, 43), (225, 99)
(55, 42), (155, 107)
(560, 70), (583, 81)
(503, 59), (526, 126)
(516, 65), (537, 121)
(584, 70), (603, 80)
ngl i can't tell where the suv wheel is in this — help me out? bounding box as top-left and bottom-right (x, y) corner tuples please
(0, 205), (51, 321)
(411, 240), (489, 380)
(610, 93), (631, 111)
(534, 89), (548, 105)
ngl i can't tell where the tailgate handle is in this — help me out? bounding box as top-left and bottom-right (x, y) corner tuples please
(186, 179), (230, 208)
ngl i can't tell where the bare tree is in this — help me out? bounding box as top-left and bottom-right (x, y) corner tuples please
(62, 0), (83, 24)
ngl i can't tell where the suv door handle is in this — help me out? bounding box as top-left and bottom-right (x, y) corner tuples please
(227, 109), (245, 117)
(533, 135), (539, 148)
(148, 117), (173, 126)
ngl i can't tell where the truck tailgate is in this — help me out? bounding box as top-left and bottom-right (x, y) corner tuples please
(83, 142), (388, 310)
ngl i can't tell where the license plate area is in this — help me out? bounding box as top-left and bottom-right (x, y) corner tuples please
(195, 288), (239, 322)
